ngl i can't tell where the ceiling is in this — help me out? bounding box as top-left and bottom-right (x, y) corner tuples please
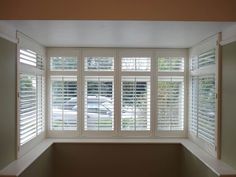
(6, 20), (236, 48)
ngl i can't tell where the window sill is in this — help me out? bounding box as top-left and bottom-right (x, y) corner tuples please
(0, 138), (235, 177)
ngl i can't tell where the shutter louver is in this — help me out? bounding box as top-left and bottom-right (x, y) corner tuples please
(121, 76), (150, 131)
(157, 76), (184, 131)
(51, 76), (77, 130)
(20, 49), (37, 67)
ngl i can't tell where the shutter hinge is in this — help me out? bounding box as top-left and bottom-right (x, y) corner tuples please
(215, 93), (218, 99)
(17, 92), (20, 98)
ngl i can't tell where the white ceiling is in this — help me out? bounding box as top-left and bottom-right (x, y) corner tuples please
(6, 20), (236, 48)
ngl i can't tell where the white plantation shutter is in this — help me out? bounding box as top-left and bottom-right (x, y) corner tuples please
(84, 77), (114, 131)
(51, 76), (77, 130)
(85, 57), (114, 71)
(19, 48), (45, 146)
(157, 76), (184, 130)
(198, 75), (216, 144)
(50, 57), (77, 71)
(48, 50), (78, 132)
(47, 48), (188, 137)
(158, 57), (184, 72)
(121, 76), (151, 131)
(198, 49), (215, 68)
(83, 52), (115, 133)
(19, 74), (37, 145)
(122, 57), (151, 71)
(190, 46), (217, 146)
(157, 57), (185, 132)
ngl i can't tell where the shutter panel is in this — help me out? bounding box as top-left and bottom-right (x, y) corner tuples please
(198, 75), (216, 144)
(121, 76), (151, 131)
(20, 49), (37, 67)
(19, 48), (45, 146)
(157, 76), (184, 131)
(51, 76), (77, 130)
(50, 57), (77, 71)
(122, 57), (151, 71)
(20, 74), (37, 145)
(84, 77), (114, 131)
(85, 57), (114, 71)
(198, 49), (215, 68)
(190, 47), (216, 145)
(158, 57), (184, 72)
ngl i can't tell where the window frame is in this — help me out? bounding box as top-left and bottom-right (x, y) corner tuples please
(47, 48), (80, 138)
(189, 35), (220, 157)
(46, 48), (188, 138)
(82, 48), (116, 137)
(155, 49), (188, 137)
(119, 49), (153, 137)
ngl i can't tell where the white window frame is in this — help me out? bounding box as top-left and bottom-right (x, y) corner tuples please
(82, 48), (116, 137)
(119, 49), (153, 137)
(189, 35), (220, 157)
(47, 48), (80, 138)
(17, 33), (46, 157)
(155, 49), (188, 137)
(46, 48), (188, 138)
